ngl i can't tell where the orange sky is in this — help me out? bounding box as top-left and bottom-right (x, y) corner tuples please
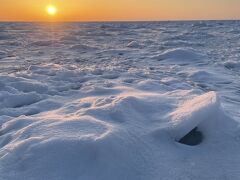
(0, 0), (239, 21)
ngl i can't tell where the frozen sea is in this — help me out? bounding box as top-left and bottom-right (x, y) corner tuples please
(0, 21), (240, 179)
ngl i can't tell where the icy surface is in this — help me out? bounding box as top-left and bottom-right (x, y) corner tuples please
(0, 21), (240, 180)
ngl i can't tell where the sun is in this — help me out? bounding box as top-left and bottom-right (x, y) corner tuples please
(46, 5), (57, 16)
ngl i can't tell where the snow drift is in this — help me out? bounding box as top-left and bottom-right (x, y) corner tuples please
(1, 88), (239, 180)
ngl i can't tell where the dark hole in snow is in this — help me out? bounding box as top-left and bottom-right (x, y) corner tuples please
(178, 127), (203, 146)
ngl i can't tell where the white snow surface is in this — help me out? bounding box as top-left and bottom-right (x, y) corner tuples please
(0, 21), (240, 180)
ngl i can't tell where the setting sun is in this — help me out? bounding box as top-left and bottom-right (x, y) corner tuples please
(46, 5), (57, 16)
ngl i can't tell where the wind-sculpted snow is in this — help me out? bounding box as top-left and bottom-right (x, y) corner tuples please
(152, 48), (206, 64)
(0, 21), (240, 180)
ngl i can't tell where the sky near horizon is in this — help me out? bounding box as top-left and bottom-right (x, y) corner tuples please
(0, 0), (239, 21)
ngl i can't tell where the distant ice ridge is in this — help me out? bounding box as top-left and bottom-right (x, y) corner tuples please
(152, 48), (206, 64)
(126, 41), (142, 48)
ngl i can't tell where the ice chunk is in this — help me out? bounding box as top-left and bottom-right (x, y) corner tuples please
(127, 41), (142, 48)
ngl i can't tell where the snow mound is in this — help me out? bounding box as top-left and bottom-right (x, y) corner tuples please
(0, 91), (42, 108)
(188, 70), (213, 81)
(9, 81), (48, 94)
(224, 61), (240, 70)
(153, 48), (206, 63)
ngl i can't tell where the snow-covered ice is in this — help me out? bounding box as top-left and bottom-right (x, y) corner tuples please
(0, 21), (240, 179)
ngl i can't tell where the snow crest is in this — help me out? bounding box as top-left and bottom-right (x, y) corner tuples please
(168, 92), (219, 140)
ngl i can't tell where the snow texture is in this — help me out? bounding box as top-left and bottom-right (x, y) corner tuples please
(0, 21), (240, 180)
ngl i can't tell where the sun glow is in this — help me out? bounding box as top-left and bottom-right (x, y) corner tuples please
(46, 5), (57, 16)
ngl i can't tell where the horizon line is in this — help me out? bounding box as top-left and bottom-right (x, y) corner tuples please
(0, 19), (239, 23)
